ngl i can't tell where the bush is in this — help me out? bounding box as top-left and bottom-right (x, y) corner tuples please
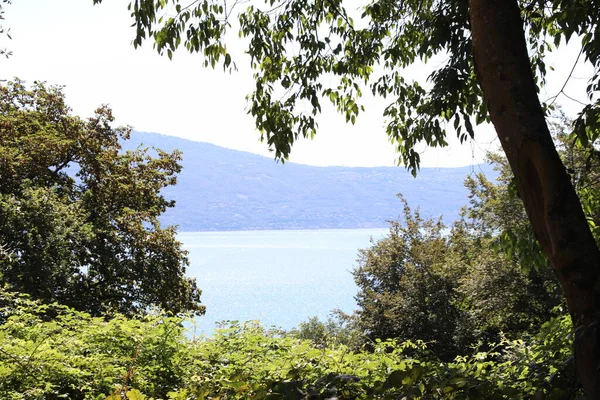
(0, 289), (189, 399)
(287, 315), (359, 348)
(0, 289), (582, 399)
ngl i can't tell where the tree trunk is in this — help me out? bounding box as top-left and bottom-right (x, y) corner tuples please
(468, 0), (600, 397)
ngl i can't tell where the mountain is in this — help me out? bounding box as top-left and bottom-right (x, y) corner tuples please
(124, 131), (495, 231)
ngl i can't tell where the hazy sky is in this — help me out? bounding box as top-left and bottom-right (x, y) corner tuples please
(1, 1), (592, 167)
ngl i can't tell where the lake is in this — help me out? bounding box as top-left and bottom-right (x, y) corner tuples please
(180, 228), (389, 333)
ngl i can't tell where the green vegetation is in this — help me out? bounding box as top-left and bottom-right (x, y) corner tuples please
(349, 171), (563, 361)
(95, 0), (600, 393)
(342, 113), (598, 367)
(0, 289), (581, 399)
(0, 0), (10, 58)
(0, 94), (592, 396)
(3, 0), (600, 393)
(0, 80), (203, 317)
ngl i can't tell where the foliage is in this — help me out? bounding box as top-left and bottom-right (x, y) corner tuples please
(0, 289), (582, 399)
(454, 241), (562, 345)
(462, 154), (547, 273)
(0, 79), (203, 317)
(0, 0), (11, 57)
(0, 289), (191, 400)
(84, 1), (600, 393)
(350, 188), (563, 359)
(287, 314), (360, 349)
(456, 155), (564, 341)
(553, 112), (600, 244)
(352, 197), (465, 360)
(462, 113), (600, 274)
(93, 0), (600, 174)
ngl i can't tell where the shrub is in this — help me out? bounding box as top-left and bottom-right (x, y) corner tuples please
(0, 289), (582, 399)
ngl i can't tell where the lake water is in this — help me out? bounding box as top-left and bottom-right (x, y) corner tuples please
(180, 228), (389, 333)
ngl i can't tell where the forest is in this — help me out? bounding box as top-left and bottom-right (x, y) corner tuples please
(3, 0), (600, 398)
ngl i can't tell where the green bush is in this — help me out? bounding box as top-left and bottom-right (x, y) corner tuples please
(0, 289), (582, 399)
(0, 289), (189, 399)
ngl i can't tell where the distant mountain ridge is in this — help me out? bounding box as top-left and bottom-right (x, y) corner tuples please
(124, 131), (494, 231)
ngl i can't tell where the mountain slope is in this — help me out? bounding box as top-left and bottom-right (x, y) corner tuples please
(125, 131), (494, 231)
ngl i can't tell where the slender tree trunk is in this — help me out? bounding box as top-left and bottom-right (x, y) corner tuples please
(468, 0), (600, 397)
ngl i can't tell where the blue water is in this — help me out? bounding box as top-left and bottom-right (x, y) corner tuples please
(180, 228), (389, 333)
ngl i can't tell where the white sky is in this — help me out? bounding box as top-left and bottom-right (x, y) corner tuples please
(0, 0), (593, 167)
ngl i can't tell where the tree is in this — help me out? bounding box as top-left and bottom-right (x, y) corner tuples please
(0, 79), (204, 317)
(351, 199), (464, 360)
(288, 315), (358, 348)
(95, 0), (600, 394)
(350, 194), (562, 360)
(457, 164), (564, 344)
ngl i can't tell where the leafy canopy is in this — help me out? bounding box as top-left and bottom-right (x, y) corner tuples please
(95, 0), (600, 173)
(349, 113), (600, 362)
(350, 192), (562, 360)
(0, 79), (204, 317)
(465, 113), (600, 272)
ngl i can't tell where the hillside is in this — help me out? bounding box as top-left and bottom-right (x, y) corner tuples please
(125, 131), (494, 231)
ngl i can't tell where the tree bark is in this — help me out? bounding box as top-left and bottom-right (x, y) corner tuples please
(468, 0), (600, 397)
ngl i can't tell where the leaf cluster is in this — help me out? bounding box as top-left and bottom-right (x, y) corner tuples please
(93, 0), (600, 175)
(463, 113), (600, 272)
(0, 79), (203, 317)
(0, 0), (11, 58)
(349, 186), (562, 360)
(0, 289), (190, 400)
(0, 289), (582, 399)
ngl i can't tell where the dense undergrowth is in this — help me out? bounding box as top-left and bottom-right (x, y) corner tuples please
(0, 290), (581, 400)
